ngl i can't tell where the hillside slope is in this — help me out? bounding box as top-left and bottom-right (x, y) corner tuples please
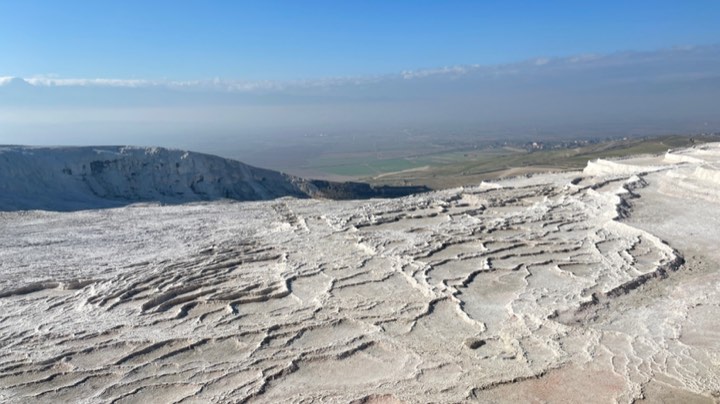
(0, 146), (428, 211)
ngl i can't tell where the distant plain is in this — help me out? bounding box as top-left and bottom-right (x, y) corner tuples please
(212, 133), (720, 189)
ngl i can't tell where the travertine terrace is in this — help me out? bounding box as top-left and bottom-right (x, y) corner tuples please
(1, 144), (719, 403)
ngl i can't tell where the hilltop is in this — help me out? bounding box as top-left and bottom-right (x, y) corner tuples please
(0, 146), (428, 211)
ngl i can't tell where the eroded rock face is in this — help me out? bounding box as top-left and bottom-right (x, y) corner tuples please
(0, 146), (427, 212)
(0, 145), (719, 403)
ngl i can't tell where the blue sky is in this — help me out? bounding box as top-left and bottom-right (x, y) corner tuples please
(1, 1), (720, 157)
(2, 0), (719, 80)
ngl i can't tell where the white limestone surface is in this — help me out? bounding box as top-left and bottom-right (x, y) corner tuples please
(1, 144), (719, 403)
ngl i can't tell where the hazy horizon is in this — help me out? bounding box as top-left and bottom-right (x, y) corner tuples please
(2, 1), (720, 165)
(3, 45), (720, 149)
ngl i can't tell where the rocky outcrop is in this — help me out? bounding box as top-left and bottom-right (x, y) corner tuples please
(0, 146), (427, 211)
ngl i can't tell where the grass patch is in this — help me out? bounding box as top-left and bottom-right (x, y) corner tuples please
(367, 134), (719, 189)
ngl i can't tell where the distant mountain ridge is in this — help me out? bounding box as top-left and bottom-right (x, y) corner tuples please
(0, 146), (428, 211)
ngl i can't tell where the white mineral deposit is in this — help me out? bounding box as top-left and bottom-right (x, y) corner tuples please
(1, 144), (719, 403)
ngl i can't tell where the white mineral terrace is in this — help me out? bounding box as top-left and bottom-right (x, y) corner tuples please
(1, 144), (719, 403)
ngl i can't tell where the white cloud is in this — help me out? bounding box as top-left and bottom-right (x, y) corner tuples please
(10, 76), (371, 93)
(401, 65), (478, 79)
(0, 76), (17, 85)
(567, 54), (600, 63)
(25, 77), (159, 87)
(3, 44), (719, 94)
